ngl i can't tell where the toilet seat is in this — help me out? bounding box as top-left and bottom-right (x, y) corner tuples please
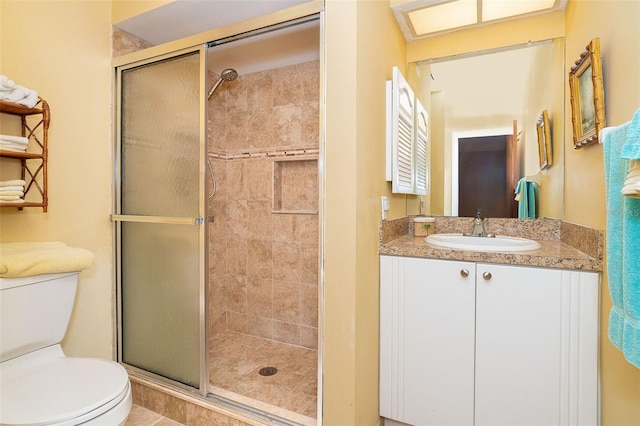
(0, 346), (130, 426)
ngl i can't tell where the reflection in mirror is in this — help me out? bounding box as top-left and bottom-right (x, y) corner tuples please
(414, 38), (564, 219)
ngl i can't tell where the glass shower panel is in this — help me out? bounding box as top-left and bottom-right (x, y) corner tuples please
(119, 51), (203, 388)
(121, 222), (200, 387)
(121, 53), (200, 218)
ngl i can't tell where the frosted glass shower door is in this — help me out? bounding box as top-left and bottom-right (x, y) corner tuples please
(114, 50), (206, 390)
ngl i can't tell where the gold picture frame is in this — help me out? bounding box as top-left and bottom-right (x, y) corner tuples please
(536, 110), (552, 169)
(569, 38), (605, 148)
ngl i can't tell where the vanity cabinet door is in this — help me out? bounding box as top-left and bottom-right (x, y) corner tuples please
(475, 264), (564, 425)
(474, 264), (599, 426)
(380, 256), (476, 425)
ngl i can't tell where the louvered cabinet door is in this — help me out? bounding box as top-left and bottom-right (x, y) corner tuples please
(414, 99), (429, 196)
(391, 67), (415, 194)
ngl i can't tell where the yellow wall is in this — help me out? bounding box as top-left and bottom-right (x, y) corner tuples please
(564, 1), (640, 423)
(0, 1), (114, 358)
(323, 0), (406, 423)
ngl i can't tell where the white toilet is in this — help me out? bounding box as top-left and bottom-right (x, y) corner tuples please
(0, 272), (132, 425)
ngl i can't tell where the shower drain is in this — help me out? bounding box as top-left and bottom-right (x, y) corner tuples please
(259, 366), (278, 376)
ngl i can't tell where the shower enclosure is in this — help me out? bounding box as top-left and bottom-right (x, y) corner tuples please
(113, 16), (321, 425)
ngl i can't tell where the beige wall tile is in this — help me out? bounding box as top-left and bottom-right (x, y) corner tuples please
(273, 279), (301, 323)
(272, 241), (301, 282)
(247, 239), (272, 279)
(300, 326), (318, 350)
(247, 276), (272, 318)
(246, 315), (273, 340)
(273, 320), (300, 345)
(225, 237), (247, 276)
(300, 284), (318, 327)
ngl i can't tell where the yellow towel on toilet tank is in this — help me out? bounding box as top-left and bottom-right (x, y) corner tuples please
(0, 242), (94, 278)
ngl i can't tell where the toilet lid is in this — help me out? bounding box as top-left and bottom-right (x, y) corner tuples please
(0, 356), (130, 425)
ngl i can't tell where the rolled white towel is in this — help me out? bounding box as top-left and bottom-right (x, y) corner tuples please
(1, 86), (28, 103)
(0, 135), (29, 145)
(0, 75), (16, 92)
(0, 179), (26, 187)
(0, 186), (24, 191)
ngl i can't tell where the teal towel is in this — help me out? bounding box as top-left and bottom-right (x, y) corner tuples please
(515, 178), (538, 219)
(621, 108), (640, 159)
(602, 123), (640, 369)
(526, 181), (537, 219)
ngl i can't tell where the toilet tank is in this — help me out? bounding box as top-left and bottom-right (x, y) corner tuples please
(0, 272), (79, 362)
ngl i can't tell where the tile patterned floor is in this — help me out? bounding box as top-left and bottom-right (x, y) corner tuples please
(208, 330), (318, 419)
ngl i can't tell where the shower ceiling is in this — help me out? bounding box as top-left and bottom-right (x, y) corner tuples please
(114, 0), (320, 78)
(114, 0), (316, 45)
(207, 19), (320, 76)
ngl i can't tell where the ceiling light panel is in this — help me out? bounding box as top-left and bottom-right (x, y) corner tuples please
(408, 0), (478, 36)
(481, 0), (556, 22)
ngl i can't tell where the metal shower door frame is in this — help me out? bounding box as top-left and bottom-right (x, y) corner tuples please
(112, 44), (210, 396)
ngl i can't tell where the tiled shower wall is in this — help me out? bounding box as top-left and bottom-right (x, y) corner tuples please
(207, 61), (319, 349)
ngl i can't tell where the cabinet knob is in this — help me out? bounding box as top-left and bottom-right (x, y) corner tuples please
(460, 269), (469, 277)
(482, 271), (492, 280)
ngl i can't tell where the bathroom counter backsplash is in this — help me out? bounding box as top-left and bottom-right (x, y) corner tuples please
(379, 216), (603, 272)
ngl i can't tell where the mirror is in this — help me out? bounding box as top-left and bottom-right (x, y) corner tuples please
(409, 38), (564, 219)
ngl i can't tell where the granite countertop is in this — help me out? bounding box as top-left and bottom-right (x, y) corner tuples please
(379, 216), (604, 272)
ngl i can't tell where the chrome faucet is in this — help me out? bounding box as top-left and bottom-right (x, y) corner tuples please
(471, 209), (487, 237)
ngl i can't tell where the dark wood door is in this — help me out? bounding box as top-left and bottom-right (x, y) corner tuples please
(458, 134), (517, 218)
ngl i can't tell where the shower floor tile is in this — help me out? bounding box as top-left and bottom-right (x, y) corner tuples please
(209, 330), (318, 420)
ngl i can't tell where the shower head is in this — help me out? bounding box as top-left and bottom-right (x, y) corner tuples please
(207, 68), (238, 100)
(220, 68), (238, 81)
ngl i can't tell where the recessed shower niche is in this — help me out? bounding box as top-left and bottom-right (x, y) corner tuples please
(273, 158), (319, 214)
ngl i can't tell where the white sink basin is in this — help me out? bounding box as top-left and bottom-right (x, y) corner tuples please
(425, 233), (541, 252)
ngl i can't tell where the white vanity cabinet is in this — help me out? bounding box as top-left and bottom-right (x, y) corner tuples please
(380, 255), (599, 426)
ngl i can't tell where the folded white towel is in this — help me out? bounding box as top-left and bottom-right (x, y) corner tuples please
(0, 190), (24, 197)
(0, 195), (23, 201)
(15, 90), (38, 108)
(0, 140), (28, 148)
(622, 177), (640, 197)
(0, 145), (27, 153)
(0, 199), (25, 204)
(0, 135), (28, 145)
(622, 159), (640, 198)
(0, 186), (24, 192)
(0, 179), (26, 187)
(626, 159), (640, 177)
